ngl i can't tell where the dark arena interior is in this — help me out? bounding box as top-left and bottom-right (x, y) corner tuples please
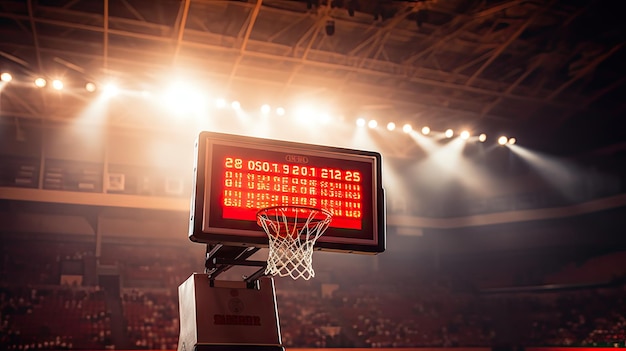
(1, 0), (626, 350)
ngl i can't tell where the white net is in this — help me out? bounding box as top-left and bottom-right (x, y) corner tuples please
(257, 206), (332, 280)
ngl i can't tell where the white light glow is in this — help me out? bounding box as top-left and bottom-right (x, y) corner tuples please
(34, 78), (46, 88)
(460, 130), (470, 140)
(85, 82), (97, 92)
(162, 82), (207, 114)
(403, 124), (413, 133)
(216, 98), (227, 108)
(478, 133), (487, 142)
(508, 137), (517, 145)
(421, 126), (430, 135)
(319, 113), (331, 124)
(1, 73), (12, 82)
(498, 136), (508, 145)
(368, 120), (378, 129)
(52, 79), (64, 90)
(387, 122), (396, 131)
(260, 104), (271, 114)
(445, 129), (454, 138)
(276, 107), (285, 116)
(103, 83), (119, 98)
(356, 118), (366, 127)
(231, 100), (241, 110)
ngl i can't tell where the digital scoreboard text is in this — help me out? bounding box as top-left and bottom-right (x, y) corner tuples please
(209, 144), (375, 231)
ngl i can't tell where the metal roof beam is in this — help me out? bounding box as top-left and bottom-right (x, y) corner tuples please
(464, 0), (557, 87)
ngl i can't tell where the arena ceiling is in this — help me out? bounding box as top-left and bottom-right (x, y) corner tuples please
(0, 0), (624, 156)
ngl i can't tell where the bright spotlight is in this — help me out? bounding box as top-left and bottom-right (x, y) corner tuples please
(460, 130), (470, 140)
(498, 136), (508, 145)
(387, 122), (396, 131)
(162, 82), (208, 115)
(420, 126), (430, 135)
(368, 120), (378, 129)
(231, 100), (241, 110)
(276, 107), (285, 116)
(1, 72), (12, 82)
(216, 98), (227, 108)
(403, 124), (412, 133)
(445, 129), (454, 138)
(34, 78), (47, 88)
(260, 104), (271, 114)
(85, 82), (97, 93)
(478, 133), (487, 142)
(508, 137), (517, 145)
(52, 79), (64, 90)
(102, 83), (119, 97)
(356, 118), (366, 127)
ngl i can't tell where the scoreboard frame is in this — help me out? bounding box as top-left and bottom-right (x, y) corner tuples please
(189, 131), (385, 254)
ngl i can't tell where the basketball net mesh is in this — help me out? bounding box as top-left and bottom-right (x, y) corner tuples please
(257, 206), (332, 280)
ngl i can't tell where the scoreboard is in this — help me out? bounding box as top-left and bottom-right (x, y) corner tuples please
(189, 132), (385, 254)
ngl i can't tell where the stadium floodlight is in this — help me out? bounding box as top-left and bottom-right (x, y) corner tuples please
(498, 136), (508, 145)
(445, 129), (454, 138)
(1, 72), (12, 82)
(102, 83), (119, 98)
(52, 79), (64, 90)
(421, 126), (430, 135)
(356, 118), (366, 127)
(478, 133), (487, 142)
(34, 78), (47, 88)
(85, 82), (97, 92)
(368, 120), (378, 129)
(387, 122), (396, 131)
(261, 104), (271, 114)
(460, 130), (470, 140)
(508, 137), (517, 145)
(403, 124), (413, 133)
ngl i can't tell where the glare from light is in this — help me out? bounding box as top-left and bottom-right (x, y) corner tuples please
(276, 107), (285, 116)
(478, 133), (487, 142)
(216, 98), (227, 108)
(231, 100), (241, 110)
(1, 73), (12, 82)
(162, 82), (208, 115)
(498, 136), (508, 145)
(103, 83), (119, 98)
(319, 113), (331, 124)
(85, 82), (97, 92)
(356, 118), (366, 127)
(260, 104), (271, 114)
(368, 120), (378, 129)
(34, 78), (47, 88)
(52, 79), (64, 90)
(421, 126), (430, 135)
(508, 137), (517, 145)
(403, 124), (412, 133)
(445, 129), (454, 138)
(387, 122), (396, 131)
(460, 130), (470, 140)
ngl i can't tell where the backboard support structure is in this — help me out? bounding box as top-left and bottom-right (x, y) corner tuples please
(179, 131), (386, 350)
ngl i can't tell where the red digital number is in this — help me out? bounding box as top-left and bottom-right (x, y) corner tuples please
(345, 171), (361, 182)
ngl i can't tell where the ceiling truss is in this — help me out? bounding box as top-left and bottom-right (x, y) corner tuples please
(0, 0), (624, 155)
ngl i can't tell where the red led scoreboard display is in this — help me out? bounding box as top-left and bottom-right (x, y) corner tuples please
(189, 131), (385, 254)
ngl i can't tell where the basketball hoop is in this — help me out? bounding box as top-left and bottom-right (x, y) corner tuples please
(257, 205), (332, 280)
